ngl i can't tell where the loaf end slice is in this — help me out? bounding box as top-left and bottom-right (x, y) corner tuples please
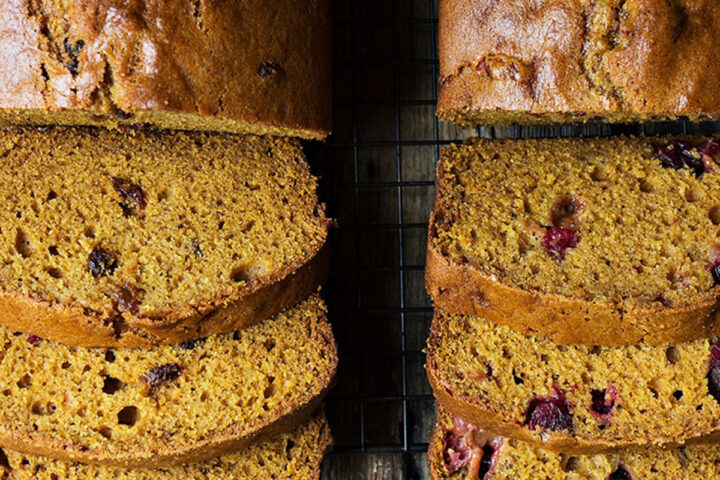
(0, 0), (331, 139)
(427, 136), (720, 346)
(0, 127), (331, 347)
(438, 0), (720, 127)
(0, 294), (337, 468)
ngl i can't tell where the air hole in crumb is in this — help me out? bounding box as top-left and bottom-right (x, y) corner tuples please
(590, 346), (602, 355)
(46, 190), (57, 202)
(117, 406), (138, 426)
(264, 339), (276, 351)
(673, 390), (684, 401)
(14, 229), (33, 258)
(686, 188), (702, 203)
(563, 456), (580, 472)
(639, 179), (654, 193)
(710, 206), (720, 225)
(84, 227), (95, 239)
(230, 266), (251, 283)
(666, 346), (681, 364)
(48, 246), (59, 256)
(105, 350), (116, 363)
(200, 392), (209, 402)
(31, 402), (55, 416)
(61, 361), (71, 369)
(98, 427), (112, 439)
(17, 374), (32, 388)
(263, 384), (277, 399)
(102, 376), (123, 395)
(590, 165), (608, 181)
(0, 448), (9, 469)
(45, 267), (62, 279)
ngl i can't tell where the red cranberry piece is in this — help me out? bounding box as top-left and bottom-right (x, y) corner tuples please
(653, 141), (705, 176)
(708, 342), (720, 402)
(525, 386), (572, 431)
(542, 228), (579, 260)
(26, 335), (41, 345)
(110, 177), (147, 215)
(590, 385), (618, 424)
(608, 466), (632, 480)
(140, 363), (182, 387)
(88, 246), (117, 278)
(475, 59), (487, 73)
(711, 258), (720, 286)
(442, 430), (471, 472)
(699, 140), (720, 157)
(258, 62), (281, 78)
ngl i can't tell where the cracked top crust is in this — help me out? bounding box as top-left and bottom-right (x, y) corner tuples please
(0, 0), (332, 139)
(438, 0), (720, 127)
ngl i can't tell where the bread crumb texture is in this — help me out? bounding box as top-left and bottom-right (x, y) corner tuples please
(0, 295), (337, 467)
(0, 127), (329, 339)
(0, 411), (331, 480)
(428, 308), (720, 452)
(433, 136), (720, 313)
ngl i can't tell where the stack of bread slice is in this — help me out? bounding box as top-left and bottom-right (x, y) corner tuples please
(0, 1), (334, 478)
(428, 1), (720, 478)
(426, 136), (720, 479)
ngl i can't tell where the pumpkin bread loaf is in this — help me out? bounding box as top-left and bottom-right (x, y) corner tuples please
(429, 407), (720, 480)
(427, 307), (720, 453)
(0, 127), (331, 348)
(438, 0), (720, 127)
(0, 294), (337, 468)
(0, 410), (331, 480)
(427, 136), (720, 346)
(0, 0), (331, 139)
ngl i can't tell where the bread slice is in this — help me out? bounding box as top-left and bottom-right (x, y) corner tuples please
(426, 307), (720, 453)
(0, 294), (336, 468)
(0, 127), (330, 348)
(429, 407), (720, 480)
(438, 0), (720, 127)
(0, 410), (331, 479)
(427, 136), (720, 346)
(0, 0), (331, 139)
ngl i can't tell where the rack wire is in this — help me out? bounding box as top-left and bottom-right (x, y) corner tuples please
(313, 0), (720, 478)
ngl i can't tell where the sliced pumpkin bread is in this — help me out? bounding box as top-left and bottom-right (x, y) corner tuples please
(427, 307), (720, 453)
(0, 127), (330, 347)
(429, 407), (720, 480)
(428, 136), (720, 346)
(0, 410), (331, 479)
(0, 294), (337, 468)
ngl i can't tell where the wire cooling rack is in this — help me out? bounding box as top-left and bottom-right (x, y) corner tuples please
(311, 0), (720, 478)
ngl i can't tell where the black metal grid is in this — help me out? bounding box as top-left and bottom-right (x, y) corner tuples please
(311, 0), (720, 477)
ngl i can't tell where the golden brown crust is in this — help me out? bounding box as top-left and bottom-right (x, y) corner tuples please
(0, 0), (332, 139)
(425, 313), (720, 454)
(426, 235), (720, 346)
(0, 301), (338, 468)
(0, 243), (330, 348)
(438, 0), (720, 125)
